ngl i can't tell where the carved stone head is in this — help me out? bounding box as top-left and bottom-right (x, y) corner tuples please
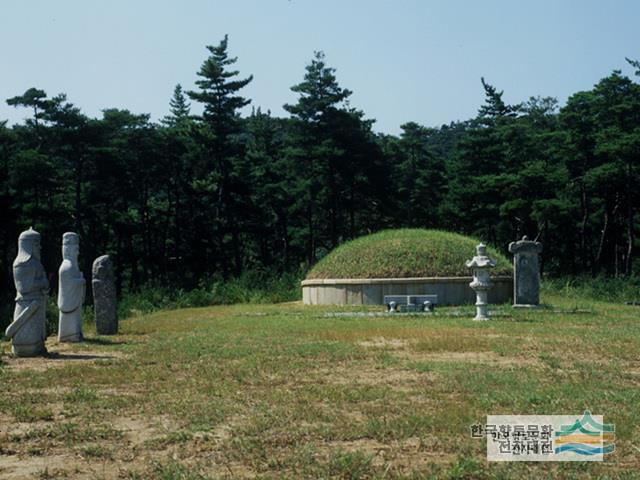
(15, 227), (41, 264)
(92, 255), (113, 281)
(62, 232), (80, 262)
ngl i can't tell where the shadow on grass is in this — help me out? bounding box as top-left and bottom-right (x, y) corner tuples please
(46, 352), (117, 361)
(509, 303), (595, 316)
(507, 316), (540, 323)
(82, 337), (126, 346)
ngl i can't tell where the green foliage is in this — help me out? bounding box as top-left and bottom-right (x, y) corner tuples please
(306, 228), (512, 279)
(444, 454), (487, 480)
(150, 462), (210, 480)
(45, 297), (58, 336)
(284, 50), (389, 262)
(478, 77), (519, 119)
(326, 450), (374, 478)
(117, 270), (302, 318)
(0, 41), (639, 311)
(161, 84), (191, 127)
(542, 275), (640, 303)
(186, 34), (254, 276)
(187, 34), (252, 125)
(11, 405), (54, 423)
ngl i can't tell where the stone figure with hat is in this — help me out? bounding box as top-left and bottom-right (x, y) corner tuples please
(58, 232), (86, 342)
(4, 227), (49, 356)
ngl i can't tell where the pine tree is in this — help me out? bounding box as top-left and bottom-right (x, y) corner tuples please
(6, 88), (49, 128)
(188, 35), (253, 140)
(478, 78), (519, 120)
(162, 84), (191, 127)
(284, 51), (387, 260)
(284, 51), (352, 122)
(395, 122), (446, 227)
(187, 35), (254, 275)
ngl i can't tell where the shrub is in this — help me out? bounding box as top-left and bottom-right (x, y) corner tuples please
(117, 270), (302, 319)
(542, 275), (640, 303)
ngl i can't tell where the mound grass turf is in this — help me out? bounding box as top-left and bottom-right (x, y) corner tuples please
(306, 229), (513, 279)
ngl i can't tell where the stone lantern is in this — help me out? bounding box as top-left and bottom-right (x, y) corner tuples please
(466, 243), (497, 321)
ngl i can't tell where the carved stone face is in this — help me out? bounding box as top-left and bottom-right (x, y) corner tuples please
(18, 237), (41, 261)
(62, 243), (79, 262)
(32, 238), (41, 261)
(92, 256), (113, 279)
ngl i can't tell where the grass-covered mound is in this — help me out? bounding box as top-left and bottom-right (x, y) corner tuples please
(306, 229), (512, 279)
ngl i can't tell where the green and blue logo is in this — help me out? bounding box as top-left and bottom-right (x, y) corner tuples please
(554, 411), (615, 456)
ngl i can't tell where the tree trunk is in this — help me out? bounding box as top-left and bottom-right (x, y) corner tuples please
(74, 156), (85, 237)
(595, 207), (609, 275)
(625, 162), (634, 276)
(328, 158), (338, 249)
(579, 182), (590, 272)
(307, 195), (315, 265)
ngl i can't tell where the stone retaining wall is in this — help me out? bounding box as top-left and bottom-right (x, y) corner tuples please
(302, 276), (513, 306)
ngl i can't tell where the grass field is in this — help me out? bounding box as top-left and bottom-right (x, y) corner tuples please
(1, 290), (639, 479)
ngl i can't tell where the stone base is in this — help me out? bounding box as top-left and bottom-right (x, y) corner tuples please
(96, 323), (118, 335)
(58, 333), (83, 343)
(513, 304), (540, 309)
(12, 343), (47, 357)
(302, 276), (513, 306)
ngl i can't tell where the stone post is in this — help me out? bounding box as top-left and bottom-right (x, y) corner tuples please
(508, 236), (543, 307)
(92, 255), (118, 335)
(466, 243), (497, 321)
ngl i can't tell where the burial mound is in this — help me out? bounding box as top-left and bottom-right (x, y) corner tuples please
(302, 229), (513, 305)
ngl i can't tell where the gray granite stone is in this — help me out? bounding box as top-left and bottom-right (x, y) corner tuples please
(58, 232), (85, 342)
(508, 236), (543, 307)
(92, 255), (118, 335)
(465, 243), (497, 321)
(301, 277), (513, 306)
(4, 228), (49, 357)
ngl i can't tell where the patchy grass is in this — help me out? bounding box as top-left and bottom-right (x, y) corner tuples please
(0, 291), (639, 479)
(306, 228), (512, 279)
(543, 275), (640, 304)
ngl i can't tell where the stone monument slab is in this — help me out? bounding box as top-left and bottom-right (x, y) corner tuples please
(92, 255), (118, 335)
(508, 236), (542, 307)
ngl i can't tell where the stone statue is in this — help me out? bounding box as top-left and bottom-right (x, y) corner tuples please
(92, 255), (118, 335)
(466, 243), (497, 321)
(4, 228), (49, 357)
(57, 232), (85, 342)
(508, 236), (543, 307)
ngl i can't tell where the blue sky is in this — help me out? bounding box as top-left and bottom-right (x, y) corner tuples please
(1, 0), (638, 134)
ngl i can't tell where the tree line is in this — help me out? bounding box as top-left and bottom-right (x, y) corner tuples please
(2, 36), (639, 302)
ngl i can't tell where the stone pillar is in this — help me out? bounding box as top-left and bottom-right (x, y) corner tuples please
(92, 255), (118, 335)
(508, 236), (543, 307)
(4, 228), (49, 357)
(466, 243), (497, 321)
(58, 232), (85, 342)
